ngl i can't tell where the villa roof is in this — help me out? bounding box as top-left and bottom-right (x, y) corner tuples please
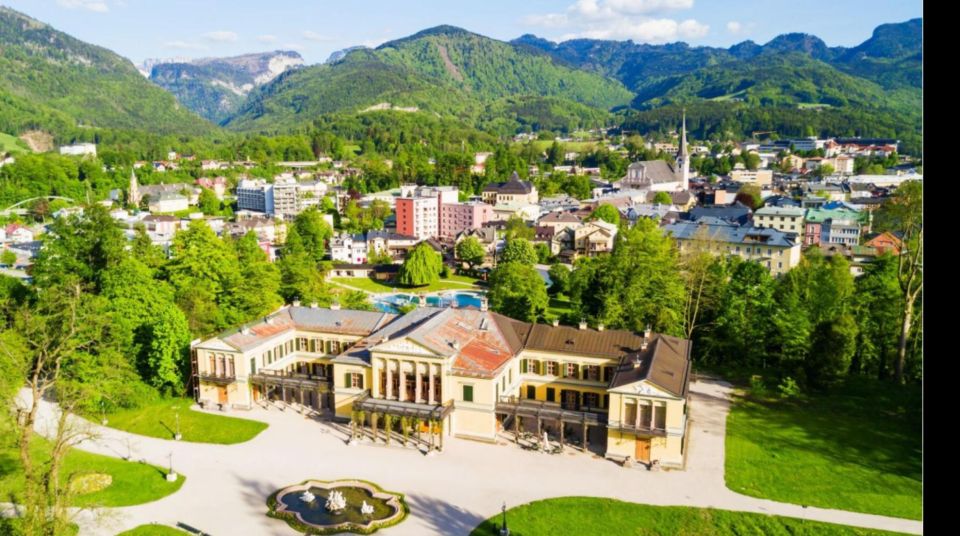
(610, 334), (692, 398)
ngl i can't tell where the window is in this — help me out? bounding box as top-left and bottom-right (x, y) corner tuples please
(603, 366), (613, 383)
(350, 373), (364, 389)
(526, 385), (536, 399)
(586, 365), (600, 381)
(546, 361), (558, 376)
(603, 394), (609, 409)
(546, 387), (555, 402)
(250, 357), (256, 375)
(565, 363), (579, 378)
(462, 385), (474, 402)
(583, 392), (600, 408)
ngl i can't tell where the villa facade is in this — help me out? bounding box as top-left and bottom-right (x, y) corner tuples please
(192, 304), (692, 467)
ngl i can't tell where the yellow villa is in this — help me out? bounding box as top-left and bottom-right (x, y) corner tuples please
(192, 304), (692, 467)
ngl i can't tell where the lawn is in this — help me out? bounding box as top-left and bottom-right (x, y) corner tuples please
(99, 397), (268, 444)
(331, 275), (484, 294)
(546, 295), (575, 320)
(117, 524), (187, 535)
(0, 132), (29, 155)
(0, 437), (184, 507)
(725, 377), (922, 520)
(470, 498), (907, 536)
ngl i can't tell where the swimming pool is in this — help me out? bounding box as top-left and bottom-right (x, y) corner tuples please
(373, 291), (485, 313)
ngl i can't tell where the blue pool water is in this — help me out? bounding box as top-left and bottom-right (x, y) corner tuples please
(373, 292), (484, 314)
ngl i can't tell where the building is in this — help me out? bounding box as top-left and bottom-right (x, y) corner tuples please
(193, 305), (693, 467)
(615, 114), (689, 192)
(820, 217), (861, 247)
(395, 186), (458, 240)
(148, 192), (189, 213)
(236, 178), (272, 213)
(537, 211), (584, 233)
(196, 177), (228, 199)
(236, 176), (330, 219)
(573, 220), (618, 257)
(753, 206), (804, 235)
(803, 208), (867, 247)
(865, 231), (903, 255)
(728, 169), (773, 187)
(482, 172), (539, 205)
(663, 221), (802, 276)
(59, 143), (97, 157)
(440, 202), (493, 239)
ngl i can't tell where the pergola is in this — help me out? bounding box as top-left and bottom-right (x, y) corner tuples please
(351, 394), (453, 451)
(495, 396), (608, 451)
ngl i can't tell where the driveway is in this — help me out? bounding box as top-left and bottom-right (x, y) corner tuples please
(17, 380), (922, 535)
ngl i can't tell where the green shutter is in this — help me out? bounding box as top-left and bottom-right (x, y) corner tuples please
(344, 373), (351, 388)
(521, 359), (527, 373)
(463, 385), (473, 402)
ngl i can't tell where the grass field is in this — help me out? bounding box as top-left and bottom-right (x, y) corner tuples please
(330, 275), (483, 294)
(117, 524), (187, 535)
(99, 398), (268, 445)
(470, 498), (907, 536)
(725, 378), (922, 520)
(530, 140), (603, 153)
(0, 132), (29, 155)
(546, 295), (575, 323)
(0, 437), (184, 507)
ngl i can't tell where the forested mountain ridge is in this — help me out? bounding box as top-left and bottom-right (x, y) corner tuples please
(0, 6), (213, 138)
(223, 25), (632, 133)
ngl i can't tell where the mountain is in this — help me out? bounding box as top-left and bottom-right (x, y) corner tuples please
(326, 46), (367, 64)
(0, 6), (212, 138)
(149, 51), (304, 123)
(224, 25), (632, 132)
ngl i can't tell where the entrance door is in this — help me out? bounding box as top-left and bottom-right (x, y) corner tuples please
(635, 438), (651, 462)
(217, 386), (228, 405)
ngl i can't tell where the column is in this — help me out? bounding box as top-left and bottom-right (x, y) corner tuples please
(428, 366), (436, 405)
(649, 404), (656, 431)
(386, 363), (393, 400)
(414, 363), (422, 403)
(399, 363), (406, 402)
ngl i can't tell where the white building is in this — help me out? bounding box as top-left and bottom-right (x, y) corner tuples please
(59, 143), (97, 157)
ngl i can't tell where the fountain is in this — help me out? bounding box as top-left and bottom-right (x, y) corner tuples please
(269, 480), (407, 534)
(325, 490), (346, 513)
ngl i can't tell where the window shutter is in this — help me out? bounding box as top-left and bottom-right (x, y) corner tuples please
(603, 394), (609, 409)
(521, 359), (527, 373)
(358, 375), (364, 390)
(344, 373), (351, 388)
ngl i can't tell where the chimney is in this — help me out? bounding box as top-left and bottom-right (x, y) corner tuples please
(451, 340), (461, 351)
(579, 319), (588, 330)
(480, 297), (488, 312)
(310, 302), (318, 309)
(551, 318), (559, 327)
(330, 301), (341, 311)
(641, 324), (651, 350)
(597, 323), (605, 332)
(241, 326), (251, 335)
(633, 354), (642, 369)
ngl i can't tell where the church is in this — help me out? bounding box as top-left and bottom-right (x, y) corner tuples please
(614, 113), (690, 192)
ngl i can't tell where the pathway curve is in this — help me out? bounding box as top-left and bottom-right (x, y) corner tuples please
(16, 380), (922, 535)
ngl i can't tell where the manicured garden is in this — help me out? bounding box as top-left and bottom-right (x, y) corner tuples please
(0, 437), (184, 507)
(725, 377), (922, 520)
(331, 274), (483, 294)
(470, 498), (906, 535)
(97, 397), (268, 444)
(117, 524), (187, 535)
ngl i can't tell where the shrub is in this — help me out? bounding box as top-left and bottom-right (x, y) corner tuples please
(748, 375), (768, 397)
(440, 264), (451, 278)
(777, 376), (801, 398)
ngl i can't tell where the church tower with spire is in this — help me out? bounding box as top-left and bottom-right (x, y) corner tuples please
(676, 110), (690, 191)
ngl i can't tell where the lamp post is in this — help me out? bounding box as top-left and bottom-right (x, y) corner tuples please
(166, 452), (177, 482)
(100, 400), (107, 426)
(174, 406), (182, 441)
(499, 501), (509, 536)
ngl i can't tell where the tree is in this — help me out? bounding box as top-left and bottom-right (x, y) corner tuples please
(504, 215), (534, 241)
(398, 243), (442, 287)
(734, 183), (762, 210)
(852, 254), (902, 378)
(743, 151), (761, 171)
(874, 181), (922, 383)
(547, 263), (569, 296)
(455, 236), (486, 269)
(31, 204), (125, 292)
(488, 262), (548, 322)
(500, 238), (537, 266)
(230, 231), (283, 320)
(652, 191), (673, 205)
(806, 314), (858, 388)
(294, 208), (333, 263)
(198, 187), (220, 215)
(590, 204), (621, 226)
(278, 227), (334, 305)
(547, 141), (564, 166)
(534, 242), (552, 264)
(1, 249), (16, 266)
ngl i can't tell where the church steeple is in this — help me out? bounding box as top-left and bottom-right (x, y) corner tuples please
(128, 168), (141, 206)
(676, 109), (690, 191)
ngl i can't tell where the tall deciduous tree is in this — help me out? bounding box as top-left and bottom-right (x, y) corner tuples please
(278, 227), (334, 305)
(500, 238), (537, 266)
(294, 207), (333, 263)
(489, 262), (548, 322)
(455, 236), (486, 269)
(230, 231), (283, 320)
(590, 204), (621, 226)
(398, 243), (442, 287)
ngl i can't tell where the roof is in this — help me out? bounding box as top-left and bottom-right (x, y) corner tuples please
(688, 202), (752, 226)
(609, 334), (692, 398)
(663, 221), (798, 248)
(515, 322), (646, 359)
(620, 160), (680, 185)
(754, 206), (805, 218)
(483, 172), (535, 194)
(539, 211), (582, 224)
(214, 306), (396, 351)
(646, 190), (692, 205)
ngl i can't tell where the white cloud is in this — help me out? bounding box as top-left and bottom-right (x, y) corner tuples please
(163, 40), (208, 51)
(526, 0), (707, 43)
(726, 21), (743, 34)
(257, 34), (278, 43)
(302, 31), (333, 42)
(57, 0), (109, 12)
(203, 31), (238, 43)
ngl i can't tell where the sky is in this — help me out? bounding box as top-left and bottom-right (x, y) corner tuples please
(2, 0), (922, 66)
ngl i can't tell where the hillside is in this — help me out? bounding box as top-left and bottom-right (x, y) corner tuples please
(149, 51), (304, 123)
(0, 6), (213, 139)
(224, 25), (632, 132)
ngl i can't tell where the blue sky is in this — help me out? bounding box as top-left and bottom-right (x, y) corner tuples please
(2, 0), (922, 65)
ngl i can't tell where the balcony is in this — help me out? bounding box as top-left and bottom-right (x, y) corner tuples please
(250, 369), (333, 391)
(607, 420), (667, 437)
(198, 372), (235, 385)
(496, 396), (607, 426)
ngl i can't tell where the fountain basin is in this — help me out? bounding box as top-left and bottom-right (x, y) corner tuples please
(268, 479), (407, 534)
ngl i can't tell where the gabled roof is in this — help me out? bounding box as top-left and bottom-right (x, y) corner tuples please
(483, 172), (535, 194)
(609, 334), (691, 398)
